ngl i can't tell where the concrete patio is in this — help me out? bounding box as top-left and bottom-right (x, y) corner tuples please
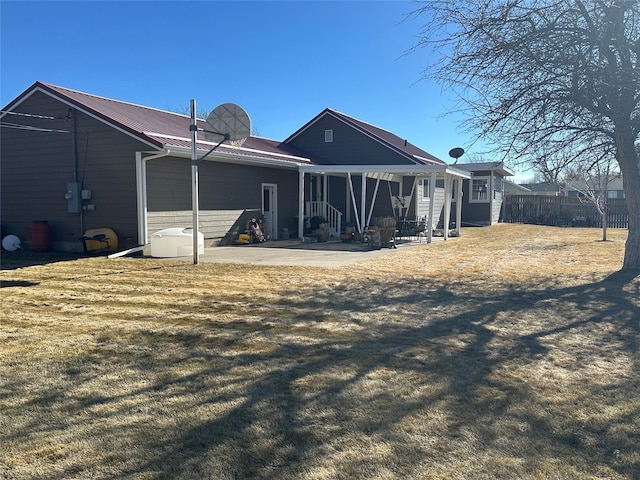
(182, 236), (446, 268)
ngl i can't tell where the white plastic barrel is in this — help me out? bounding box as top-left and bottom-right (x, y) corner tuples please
(150, 228), (204, 257)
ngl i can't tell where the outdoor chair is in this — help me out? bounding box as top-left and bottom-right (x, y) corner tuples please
(375, 217), (397, 249)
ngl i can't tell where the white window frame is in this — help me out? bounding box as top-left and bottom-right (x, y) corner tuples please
(470, 176), (490, 203)
(421, 178), (430, 200)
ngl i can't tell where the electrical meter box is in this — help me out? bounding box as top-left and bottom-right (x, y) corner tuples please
(66, 182), (82, 213)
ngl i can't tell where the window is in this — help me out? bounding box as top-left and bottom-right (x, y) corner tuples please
(422, 178), (430, 199)
(471, 177), (490, 203)
(324, 129), (333, 143)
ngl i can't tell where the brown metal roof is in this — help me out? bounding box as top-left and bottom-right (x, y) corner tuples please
(6, 82), (313, 166)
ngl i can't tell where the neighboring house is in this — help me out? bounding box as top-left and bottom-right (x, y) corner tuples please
(520, 182), (564, 196)
(564, 176), (625, 199)
(2, 82), (484, 252)
(504, 180), (532, 195)
(454, 162), (515, 226)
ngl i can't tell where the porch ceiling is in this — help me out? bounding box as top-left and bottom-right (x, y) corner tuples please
(299, 164), (472, 181)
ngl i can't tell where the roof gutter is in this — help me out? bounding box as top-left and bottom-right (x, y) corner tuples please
(165, 145), (309, 169)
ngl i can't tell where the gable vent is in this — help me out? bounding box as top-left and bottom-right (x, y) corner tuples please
(325, 129), (333, 143)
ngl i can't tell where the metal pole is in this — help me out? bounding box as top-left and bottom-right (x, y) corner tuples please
(190, 99), (200, 265)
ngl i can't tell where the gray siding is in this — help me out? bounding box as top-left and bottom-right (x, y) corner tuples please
(493, 191), (504, 223)
(288, 115), (415, 166)
(146, 157), (299, 243)
(416, 184), (446, 225)
(460, 172), (506, 226)
(1, 91), (150, 251)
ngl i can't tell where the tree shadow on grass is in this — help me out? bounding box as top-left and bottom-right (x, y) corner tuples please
(108, 272), (638, 479)
(7, 272), (638, 479)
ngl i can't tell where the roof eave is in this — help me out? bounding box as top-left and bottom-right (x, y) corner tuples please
(163, 145), (309, 169)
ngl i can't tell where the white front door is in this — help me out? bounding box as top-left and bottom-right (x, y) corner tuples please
(262, 183), (277, 240)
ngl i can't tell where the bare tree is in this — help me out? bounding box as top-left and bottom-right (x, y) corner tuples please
(563, 157), (619, 240)
(529, 146), (576, 184)
(411, 0), (640, 270)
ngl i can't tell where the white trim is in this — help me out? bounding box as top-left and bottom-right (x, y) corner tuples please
(156, 144), (306, 170)
(262, 183), (278, 240)
(324, 129), (333, 142)
(421, 178), (431, 200)
(427, 171), (437, 243)
(298, 171), (305, 238)
(300, 164), (471, 179)
(136, 149), (172, 245)
(145, 131), (313, 163)
(470, 176), (491, 203)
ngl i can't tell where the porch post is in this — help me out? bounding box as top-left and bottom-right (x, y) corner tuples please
(443, 175), (453, 240)
(456, 178), (463, 236)
(298, 170), (305, 239)
(361, 174), (367, 232)
(135, 152), (147, 246)
(347, 172), (362, 233)
(346, 176), (351, 223)
(366, 178), (380, 227)
(407, 176), (418, 221)
(489, 172), (494, 225)
(427, 171), (437, 243)
(323, 174), (328, 218)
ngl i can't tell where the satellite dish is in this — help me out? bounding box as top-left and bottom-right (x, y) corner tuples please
(2, 234), (21, 251)
(449, 147), (465, 160)
(204, 103), (251, 144)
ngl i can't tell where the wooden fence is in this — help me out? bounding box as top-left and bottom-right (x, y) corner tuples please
(503, 195), (629, 229)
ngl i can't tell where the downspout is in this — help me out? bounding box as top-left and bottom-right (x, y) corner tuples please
(136, 149), (171, 245)
(70, 108), (84, 236)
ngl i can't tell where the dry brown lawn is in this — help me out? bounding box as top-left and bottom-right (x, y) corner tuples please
(1, 224), (638, 480)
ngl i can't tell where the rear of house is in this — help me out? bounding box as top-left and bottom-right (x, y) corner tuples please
(1, 82), (311, 251)
(2, 82), (512, 253)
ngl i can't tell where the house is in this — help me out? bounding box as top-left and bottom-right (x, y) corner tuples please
(453, 161), (515, 226)
(564, 175), (625, 199)
(1, 82), (313, 251)
(504, 180), (532, 195)
(520, 182), (564, 196)
(283, 108), (473, 237)
(2, 82), (486, 253)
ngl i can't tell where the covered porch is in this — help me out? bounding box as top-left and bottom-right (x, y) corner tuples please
(297, 164), (472, 243)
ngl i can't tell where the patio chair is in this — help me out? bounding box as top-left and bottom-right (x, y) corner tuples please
(375, 217), (397, 249)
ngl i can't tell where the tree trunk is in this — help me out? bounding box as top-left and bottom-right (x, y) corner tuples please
(615, 129), (640, 270)
(602, 209), (607, 242)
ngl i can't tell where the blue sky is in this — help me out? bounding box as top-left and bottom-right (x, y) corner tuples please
(1, 1), (528, 178)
